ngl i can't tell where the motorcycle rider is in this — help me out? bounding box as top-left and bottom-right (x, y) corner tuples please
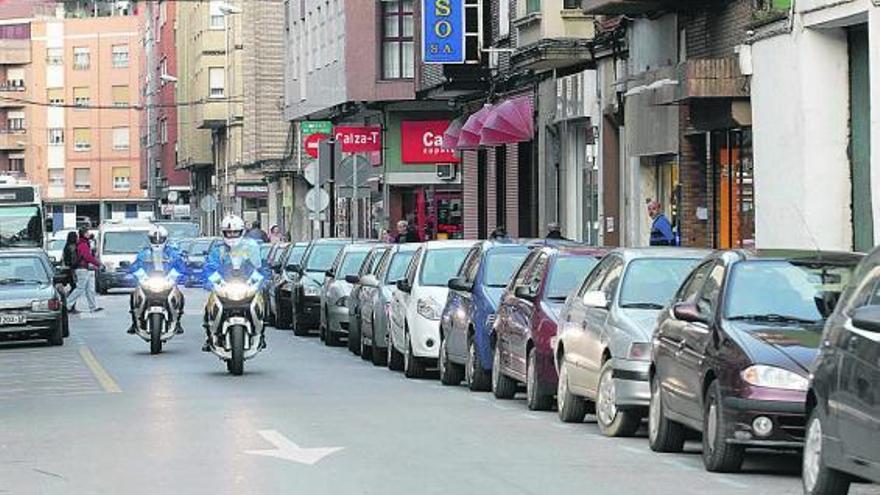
(201, 214), (267, 352)
(127, 224), (187, 335)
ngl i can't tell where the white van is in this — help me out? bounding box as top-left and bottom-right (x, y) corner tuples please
(96, 220), (152, 293)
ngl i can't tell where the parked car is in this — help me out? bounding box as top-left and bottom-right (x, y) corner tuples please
(96, 220), (152, 293)
(268, 242), (307, 329)
(359, 244), (418, 366)
(181, 237), (219, 287)
(492, 245), (607, 409)
(388, 240), (475, 378)
(438, 240), (532, 389)
(804, 246), (880, 495)
(289, 239), (349, 336)
(347, 244), (390, 356)
(0, 250), (68, 345)
(153, 220), (200, 241)
(259, 243), (273, 266)
(46, 230), (75, 266)
(319, 243), (374, 346)
(260, 242), (289, 323)
(650, 250), (862, 473)
(554, 248), (708, 433)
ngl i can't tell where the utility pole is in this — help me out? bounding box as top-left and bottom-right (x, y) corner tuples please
(327, 139), (336, 237)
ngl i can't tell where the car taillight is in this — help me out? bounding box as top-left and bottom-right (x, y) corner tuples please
(48, 298), (61, 311)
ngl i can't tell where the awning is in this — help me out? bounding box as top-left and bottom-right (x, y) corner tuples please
(441, 117), (465, 150)
(456, 104), (493, 150)
(480, 96), (533, 146)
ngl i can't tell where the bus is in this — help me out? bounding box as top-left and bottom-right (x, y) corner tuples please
(0, 175), (45, 249)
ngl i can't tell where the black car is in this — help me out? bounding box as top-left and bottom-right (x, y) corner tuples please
(269, 241), (307, 329)
(261, 242), (289, 325)
(0, 250), (69, 346)
(289, 239), (348, 336)
(804, 247), (880, 495)
(181, 237), (219, 287)
(650, 250), (862, 473)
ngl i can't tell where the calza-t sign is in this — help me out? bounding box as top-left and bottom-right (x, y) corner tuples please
(422, 0), (464, 64)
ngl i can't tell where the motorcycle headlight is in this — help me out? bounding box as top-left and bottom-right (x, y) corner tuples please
(335, 296), (349, 307)
(417, 297), (442, 321)
(303, 284), (321, 297)
(217, 281), (256, 302)
(143, 276), (174, 293)
(741, 365), (808, 391)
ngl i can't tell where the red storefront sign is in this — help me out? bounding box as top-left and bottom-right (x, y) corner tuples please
(401, 120), (460, 164)
(333, 125), (382, 153)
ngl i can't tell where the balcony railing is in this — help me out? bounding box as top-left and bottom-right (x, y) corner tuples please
(0, 81), (25, 92)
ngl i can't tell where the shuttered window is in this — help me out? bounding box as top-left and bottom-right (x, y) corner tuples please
(111, 85), (129, 107)
(73, 128), (91, 150)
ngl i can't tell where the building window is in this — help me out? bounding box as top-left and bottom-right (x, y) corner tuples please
(46, 48), (63, 65)
(499, 0), (510, 37)
(159, 119), (168, 144)
(8, 157), (23, 174)
(464, 0), (482, 62)
(208, 67), (225, 97)
(112, 44), (129, 68)
(0, 23), (29, 39)
(111, 85), (129, 107)
(381, 0), (414, 79)
(209, 0), (225, 29)
(159, 58), (168, 85)
(74, 168), (91, 191)
(526, 0), (540, 14)
(562, 0), (579, 7)
(6, 111), (24, 131)
(48, 128), (64, 145)
(4, 68), (24, 90)
(73, 128), (91, 151)
(49, 169), (64, 187)
(47, 88), (64, 105)
(73, 86), (90, 107)
(112, 167), (131, 191)
(113, 127), (129, 150)
(73, 46), (90, 70)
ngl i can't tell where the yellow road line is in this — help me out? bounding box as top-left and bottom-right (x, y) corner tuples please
(78, 346), (122, 393)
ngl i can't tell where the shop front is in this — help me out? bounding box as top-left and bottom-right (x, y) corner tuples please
(235, 183), (269, 228)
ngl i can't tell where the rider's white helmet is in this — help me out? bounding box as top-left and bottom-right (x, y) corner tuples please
(220, 214), (245, 248)
(148, 224), (169, 249)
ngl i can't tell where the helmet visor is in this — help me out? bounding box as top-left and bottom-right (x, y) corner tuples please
(149, 233), (167, 245)
(222, 229), (243, 239)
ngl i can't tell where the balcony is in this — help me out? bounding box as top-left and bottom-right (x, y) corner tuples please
(0, 129), (27, 150)
(195, 99), (228, 129)
(676, 57), (749, 100)
(512, 8), (594, 71)
(582, 0), (724, 15)
(0, 39), (31, 65)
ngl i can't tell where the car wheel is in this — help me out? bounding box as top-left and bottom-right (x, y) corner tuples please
(439, 332), (464, 386)
(276, 298), (291, 329)
(649, 373), (686, 453)
(360, 331), (372, 361)
(557, 358), (587, 423)
(702, 380), (745, 473)
(291, 308), (309, 337)
(48, 323), (64, 346)
(61, 309), (70, 338)
(803, 407), (851, 495)
(370, 313), (388, 367)
(491, 344), (517, 399)
(526, 348), (553, 411)
(387, 331), (404, 371)
(403, 332), (426, 379)
(466, 338), (491, 392)
(596, 360), (642, 437)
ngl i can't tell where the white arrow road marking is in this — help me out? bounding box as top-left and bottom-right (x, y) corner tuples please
(245, 430), (343, 466)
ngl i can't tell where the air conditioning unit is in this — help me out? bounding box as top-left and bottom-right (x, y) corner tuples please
(436, 164), (456, 181)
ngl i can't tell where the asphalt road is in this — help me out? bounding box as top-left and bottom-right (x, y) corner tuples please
(1, 288), (878, 495)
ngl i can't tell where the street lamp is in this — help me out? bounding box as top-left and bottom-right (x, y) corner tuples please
(219, 2), (241, 218)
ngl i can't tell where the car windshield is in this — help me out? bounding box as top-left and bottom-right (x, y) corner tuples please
(287, 245), (306, 265)
(339, 251), (369, 278)
(726, 260), (857, 324)
(0, 205), (43, 249)
(189, 240), (214, 255)
(47, 238), (66, 251)
(159, 223), (200, 240)
(260, 244), (272, 260)
(484, 249), (530, 287)
(546, 256), (600, 300)
(385, 251), (414, 283)
(103, 231), (149, 254)
(420, 248), (471, 287)
(0, 256), (49, 284)
(619, 258), (702, 309)
(305, 244), (345, 272)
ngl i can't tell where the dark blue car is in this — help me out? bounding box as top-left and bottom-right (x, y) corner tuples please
(438, 240), (532, 390)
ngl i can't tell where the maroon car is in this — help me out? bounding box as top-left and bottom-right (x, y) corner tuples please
(492, 245), (607, 410)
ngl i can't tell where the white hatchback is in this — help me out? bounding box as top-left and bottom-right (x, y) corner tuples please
(388, 240), (475, 379)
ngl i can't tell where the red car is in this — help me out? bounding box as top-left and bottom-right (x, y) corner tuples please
(492, 246), (607, 410)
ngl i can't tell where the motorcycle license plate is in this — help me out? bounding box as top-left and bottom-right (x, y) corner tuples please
(0, 314), (26, 325)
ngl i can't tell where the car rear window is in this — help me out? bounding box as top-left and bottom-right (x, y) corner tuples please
(305, 244), (345, 272)
(339, 251), (369, 278)
(420, 248), (470, 287)
(0, 256), (49, 284)
(619, 258), (702, 308)
(483, 249), (530, 287)
(545, 255), (600, 300)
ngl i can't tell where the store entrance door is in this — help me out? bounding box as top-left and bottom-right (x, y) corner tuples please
(714, 129), (755, 249)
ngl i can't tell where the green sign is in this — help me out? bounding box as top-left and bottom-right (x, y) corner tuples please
(301, 121), (332, 136)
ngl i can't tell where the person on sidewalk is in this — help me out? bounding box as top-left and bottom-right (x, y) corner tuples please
(647, 200), (676, 246)
(268, 225), (283, 244)
(545, 222), (568, 240)
(60, 231), (79, 292)
(66, 227), (103, 314)
(245, 220), (270, 243)
(394, 220), (420, 243)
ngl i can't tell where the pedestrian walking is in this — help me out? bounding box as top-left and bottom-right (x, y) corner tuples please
(66, 228), (103, 314)
(490, 225), (510, 240)
(545, 222), (568, 240)
(245, 220), (270, 243)
(394, 220), (420, 243)
(60, 231), (79, 292)
(647, 200), (676, 246)
(268, 224), (283, 244)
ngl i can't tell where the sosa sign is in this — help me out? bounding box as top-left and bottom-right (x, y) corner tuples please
(333, 125), (382, 153)
(422, 0), (465, 64)
(401, 121), (460, 164)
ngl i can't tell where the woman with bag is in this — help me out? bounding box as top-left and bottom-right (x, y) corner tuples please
(60, 231), (79, 292)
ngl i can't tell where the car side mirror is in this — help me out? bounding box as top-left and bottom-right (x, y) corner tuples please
(286, 263), (302, 273)
(851, 305), (880, 333)
(396, 279), (412, 293)
(345, 274), (360, 284)
(448, 277), (473, 292)
(673, 302), (705, 323)
(514, 285), (536, 302)
(582, 291), (609, 309)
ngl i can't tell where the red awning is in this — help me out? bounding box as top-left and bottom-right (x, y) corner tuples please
(456, 104), (493, 150)
(479, 96), (534, 146)
(441, 117), (465, 150)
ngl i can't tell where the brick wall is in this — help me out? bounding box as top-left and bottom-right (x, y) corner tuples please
(678, 104), (710, 248)
(684, 0), (753, 59)
(463, 150), (479, 238)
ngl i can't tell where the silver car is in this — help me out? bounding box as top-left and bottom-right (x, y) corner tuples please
(319, 244), (374, 346)
(359, 244), (418, 366)
(554, 247), (710, 436)
(348, 244), (391, 357)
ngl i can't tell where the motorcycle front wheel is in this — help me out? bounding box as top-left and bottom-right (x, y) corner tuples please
(149, 313), (163, 355)
(228, 325), (245, 376)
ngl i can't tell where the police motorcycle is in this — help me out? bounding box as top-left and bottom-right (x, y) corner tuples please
(128, 225), (187, 355)
(203, 215), (267, 375)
